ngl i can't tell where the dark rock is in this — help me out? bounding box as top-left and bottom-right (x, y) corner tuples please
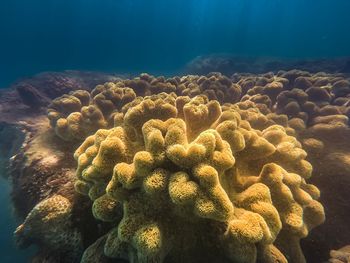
(16, 84), (50, 109)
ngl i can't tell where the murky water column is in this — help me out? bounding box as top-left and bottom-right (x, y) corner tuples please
(0, 121), (36, 262)
(0, 176), (36, 262)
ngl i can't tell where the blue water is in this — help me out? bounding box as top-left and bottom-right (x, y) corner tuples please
(0, 176), (36, 262)
(1, 0), (350, 88)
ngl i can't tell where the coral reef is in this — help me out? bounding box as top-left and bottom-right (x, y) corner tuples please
(47, 73), (243, 141)
(1, 69), (349, 263)
(81, 235), (116, 263)
(14, 195), (83, 262)
(178, 73), (242, 103)
(232, 70), (350, 262)
(47, 90), (108, 141)
(75, 95), (324, 263)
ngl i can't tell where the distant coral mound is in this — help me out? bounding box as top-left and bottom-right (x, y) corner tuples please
(185, 54), (350, 76)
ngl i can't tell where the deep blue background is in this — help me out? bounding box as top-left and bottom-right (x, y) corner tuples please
(0, 176), (36, 262)
(1, 0), (350, 87)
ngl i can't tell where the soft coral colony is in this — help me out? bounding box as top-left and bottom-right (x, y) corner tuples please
(15, 70), (350, 262)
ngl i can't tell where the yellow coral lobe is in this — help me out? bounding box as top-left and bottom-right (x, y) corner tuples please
(234, 184), (281, 239)
(74, 180), (91, 195)
(193, 164), (219, 187)
(194, 196), (217, 218)
(144, 129), (165, 154)
(240, 132), (276, 160)
(282, 203), (304, 229)
(143, 168), (168, 195)
(169, 172), (198, 205)
(216, 120), (245, 153)
(192, 165), (234, 221)
(228, 211), (266, 243)
(167, 143), (204, 168)
(132, 223), (163, 260)
(83, 138), (126, 181)
(115, 162), (138, 189)
(134, 151), (155, 177)
(118, 215), (145, 243)
(56, 118), (68, 131)
(74, 135), (95, 160)
(182, 97), (221, 139)
(303, 200), (325, 228)
(92, 194), (120, 222)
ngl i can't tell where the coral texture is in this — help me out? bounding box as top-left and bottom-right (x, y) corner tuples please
(14, 195), (83, 262)
(75, 94), (324, 263)
(10, 70), (350, 263)
(47, 84), (136, 141)
(328, 245), (350, 263)
(47, 73), (243, 141)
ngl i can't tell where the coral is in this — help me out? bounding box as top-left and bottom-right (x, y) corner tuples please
(47, 90), (105, 141)
(233, 70), (350, 130)
(230, 70), (350, 263)
(328, 245), (350, 263)
(332, 80), (350, 98)
(123, 74), (178, 96)
(75, 96), (324, 263)
(91, 82), (136, 116)
(81, 235), (115, 263)
(276, 89), (315, 123)
(47, 84), (138, 141)
(47, 70), (349, 142)
(179, 72), (242, 103)
(240, 94), (272, 113)
(13, 70), (350, 262)
(222, 101), (294, 137)
(73, 93), (179, 201)
(245, 79), (286, 104)
(14, 195), (83, 262)
(47, 80), (179, 141)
